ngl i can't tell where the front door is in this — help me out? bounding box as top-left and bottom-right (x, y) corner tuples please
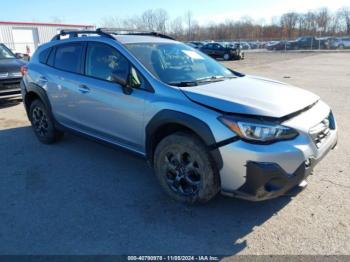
(72, 42), (147, 153)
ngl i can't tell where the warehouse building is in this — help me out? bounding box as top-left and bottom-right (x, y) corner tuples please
(0, 21), (95, 56)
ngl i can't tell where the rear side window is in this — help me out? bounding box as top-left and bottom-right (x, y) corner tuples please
(39, 47), (51, 64)
(54, 43), (83, 74)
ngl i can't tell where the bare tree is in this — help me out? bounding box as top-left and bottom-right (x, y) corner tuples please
(316, 8), (330, 34)
(170, 17), (184, 39)
(154, 9), (169, 33)
(97, 7), (350, 42)
(101, 17), (124, 28)
(280, 12), (299, 39)
(184, 11), (193, 40)
(339, 7), (350, 34)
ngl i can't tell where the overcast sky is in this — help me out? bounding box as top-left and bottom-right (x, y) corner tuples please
(1, 0), (349, 25)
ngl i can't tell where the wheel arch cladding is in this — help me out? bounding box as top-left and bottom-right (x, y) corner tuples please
(25, 83), (52, 113)
(145, 110), (223, 170)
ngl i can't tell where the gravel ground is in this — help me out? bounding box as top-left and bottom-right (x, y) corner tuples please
(0, 52), (349, 256)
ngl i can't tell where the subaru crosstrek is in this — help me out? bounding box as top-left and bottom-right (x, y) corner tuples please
(20, 29), (338, 203)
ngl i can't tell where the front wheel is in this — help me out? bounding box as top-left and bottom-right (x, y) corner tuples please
(29, 99), (64, 144)
(223, 53), (231, 61)
(153, 132), (220, 204)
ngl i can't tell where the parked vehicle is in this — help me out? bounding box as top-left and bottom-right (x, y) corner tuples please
(0, 43), (27, 99)
(327, 37), (350, 49)
(266, 40), (292, 50)
(239, 42), (251, 50)
(21, 29), (337, 203)
(186, 41), (204, 49)
(289, 36), (326, 50)
(200, 42), (243, 60)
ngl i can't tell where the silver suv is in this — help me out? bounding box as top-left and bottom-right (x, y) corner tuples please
(21, 29), (338, 203)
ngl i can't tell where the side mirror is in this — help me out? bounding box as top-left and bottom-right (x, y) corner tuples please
(15, 53), (24, 59)
(111, 69), (133, 95)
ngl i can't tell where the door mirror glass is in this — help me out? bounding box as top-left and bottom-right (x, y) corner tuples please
(111, 69), (129, 87)
(129, 67), (141, 89)
(111, 67), (133, 95)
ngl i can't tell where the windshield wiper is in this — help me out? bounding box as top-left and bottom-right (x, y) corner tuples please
(167, 81), (198, 87)
(168, 75), (236, 87)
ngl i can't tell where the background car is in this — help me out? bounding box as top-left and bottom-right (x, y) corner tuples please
(187, 41), (204, 49)
(0, 43), (26, 99)
(266, 40), (292, 50)
(327, 37), (350, 49)
(289, 36), (327, 50)
(199, 42), (243, 60)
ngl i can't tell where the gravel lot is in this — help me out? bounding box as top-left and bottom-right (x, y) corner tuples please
(0, 52), (349, 256)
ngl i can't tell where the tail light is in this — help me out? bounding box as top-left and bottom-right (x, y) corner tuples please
(20, 66), (28, 76)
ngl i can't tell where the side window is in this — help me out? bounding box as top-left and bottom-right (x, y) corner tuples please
(214, 44), (222, 49)
(39, 47), (51, 64)
(54, 43), (83, 74)
(85, 42), (129, 82)
(47, 48), (55, 67)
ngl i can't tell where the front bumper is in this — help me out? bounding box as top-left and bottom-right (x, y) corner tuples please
(0, 78), (22, 98)
(218, 101), (338, 201)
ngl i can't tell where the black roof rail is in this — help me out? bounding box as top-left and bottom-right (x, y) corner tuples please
(50, 28), (174, 42)
(51, 29), (115, 41)
(97, 28), (174, 40)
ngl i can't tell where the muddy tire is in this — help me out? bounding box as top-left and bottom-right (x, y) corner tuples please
(153, 132), (220, 204)
(29, 99), (64, 144)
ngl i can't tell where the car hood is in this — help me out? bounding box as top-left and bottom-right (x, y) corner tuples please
(180, 75), (319, 118)
(0, 58), (25, 73)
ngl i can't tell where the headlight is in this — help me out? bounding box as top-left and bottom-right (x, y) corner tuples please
(219, 116), (298, 143)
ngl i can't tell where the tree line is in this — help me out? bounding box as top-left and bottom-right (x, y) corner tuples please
(101, 7), (350, 41)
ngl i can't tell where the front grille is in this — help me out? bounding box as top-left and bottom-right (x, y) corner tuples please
(309, 112), (335, 148)
(0, 78), (21, 93)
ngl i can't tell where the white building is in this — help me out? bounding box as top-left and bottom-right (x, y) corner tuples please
(0, 21), (95, 55)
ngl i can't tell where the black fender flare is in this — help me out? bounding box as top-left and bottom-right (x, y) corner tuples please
(23, 82), (58, 128)
(24, 82), (52, 113)
(145, 110), (223, 171)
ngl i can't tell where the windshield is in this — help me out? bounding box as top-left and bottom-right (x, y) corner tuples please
(125, 42), (235, 86)
(0, 44), (15, 59)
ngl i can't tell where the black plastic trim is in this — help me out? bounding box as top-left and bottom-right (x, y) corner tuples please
(208, 136), (240, 150)
(24, 82), (52, 114)
(145, 110), (223, 170)
(226, 160), (314, 201)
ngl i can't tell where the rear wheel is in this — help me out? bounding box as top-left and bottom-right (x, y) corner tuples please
(153, 132), (220, 203)
(29, 99), (64, 144)
(338, 44), (344, 49)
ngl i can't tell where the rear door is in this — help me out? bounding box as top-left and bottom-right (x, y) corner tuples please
(44, 42), (86, 127)
(202, 44), (214, 57)
(213, 44), (225, 57)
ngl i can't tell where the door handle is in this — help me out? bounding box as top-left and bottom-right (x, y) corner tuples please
(38, 76), (48, 84)
(78, 84), (90, 94)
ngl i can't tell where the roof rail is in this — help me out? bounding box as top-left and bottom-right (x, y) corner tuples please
(50, 28), (175, 42)
(97, 28), (174, 40)
(51, 29), (115, 41)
